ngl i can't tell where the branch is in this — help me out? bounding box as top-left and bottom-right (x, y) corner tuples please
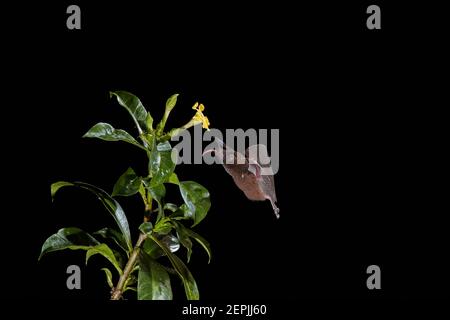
(111, 233), (147, 300)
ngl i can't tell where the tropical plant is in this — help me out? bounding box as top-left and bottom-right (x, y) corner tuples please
(39, 91), (212, 300)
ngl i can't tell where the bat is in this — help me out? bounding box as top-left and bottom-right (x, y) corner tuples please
(204, 138), (280, 218)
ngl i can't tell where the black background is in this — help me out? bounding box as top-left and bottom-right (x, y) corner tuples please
(2, 0), (448, 311)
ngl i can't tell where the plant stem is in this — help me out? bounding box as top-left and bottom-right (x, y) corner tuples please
(111, 233), (147, 300)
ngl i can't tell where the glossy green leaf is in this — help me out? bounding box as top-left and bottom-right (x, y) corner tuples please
(138, 251), (173, 300)
(51, 181), (133, 253)
(151, 235), (199, 300)
(101, 268), (114, 289)
(162, 266), (177, 276)
(113, 249), (125, 269)
(173, 222), (193, 262)
(50, 181), (74, 201)
(110, 91), (149, 134)
(139, 222), (153, 236)
(164, 203), (178, 212)
(169, 204), (193, 220)
(138, 182), (149, 208)
(112, 167), (142, 197)
(94, 227), (129, 255)
(156, 141), (172, 152)
(125, 274), (137, 288)
(142, 238), (164, 259)
(183, 227), (212, 264)
(86, 243), (123, 275)
(161, 234), (181, 253)
(153, 218), (173, 235)
(151, 186), (166, 207)
(83, 122), (144, 150)
(179, 181), (211, 226)
(143, 233), (180, 259)
(167, 172), (180, 185)
(145, 183), (166, 204)
(158, 127), (183, 142)
(149, 142), (176, 185)
(39, 227), (100, 260)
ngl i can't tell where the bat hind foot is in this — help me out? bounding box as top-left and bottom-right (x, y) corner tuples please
(270, 201), (280, 219)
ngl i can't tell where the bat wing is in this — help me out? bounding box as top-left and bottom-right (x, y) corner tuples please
(246, 145), (280, 218)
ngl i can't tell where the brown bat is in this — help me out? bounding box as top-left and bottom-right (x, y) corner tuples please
(204, 139), (280, 218)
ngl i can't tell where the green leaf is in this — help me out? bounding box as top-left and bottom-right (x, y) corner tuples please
(169, 204), (193, 220)
(172, 221), (212, 263)
(156, 141), (172, 152)
(142, 177), (166, 222)
(144, 182), (166, 204)
(51, 181), (133, 253)
(101, 268), (114, 288)
(149, 142), (176, 185)
(50, 181), (74, 201)
(125, 274), (137, 288)
(138, 251), (173, 300)
(183, 226), (212, 264)
(110, 91), (149, 134)
(167, 173), (180, 185)
(93, 228), (129, 255)
(153, 218), (173, 235)
(112, 167), (142, 197)
(83, 122), (145, 150)
(159, 127), (183, 142)
(173, 222), (193, 262)
(139, 222), (153, 236)
(164, 203), (178, 212)
(179, 181), (211, 226)
(142, 238), (163, 259)
(39, 227), (100, 260)
(143, 234), (180, 259)
(86, 243), (123, 275)
(161, 234), (181, 253)
(138, 182), (149, 207)
(151, 235), (199, 300)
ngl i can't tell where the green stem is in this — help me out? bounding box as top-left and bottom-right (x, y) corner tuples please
(111, 233), (147, 300)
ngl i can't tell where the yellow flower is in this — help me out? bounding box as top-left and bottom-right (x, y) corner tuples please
(191, 102), (210, 130)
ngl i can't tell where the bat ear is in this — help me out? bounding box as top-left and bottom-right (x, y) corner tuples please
(203, 138), (226, 161)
